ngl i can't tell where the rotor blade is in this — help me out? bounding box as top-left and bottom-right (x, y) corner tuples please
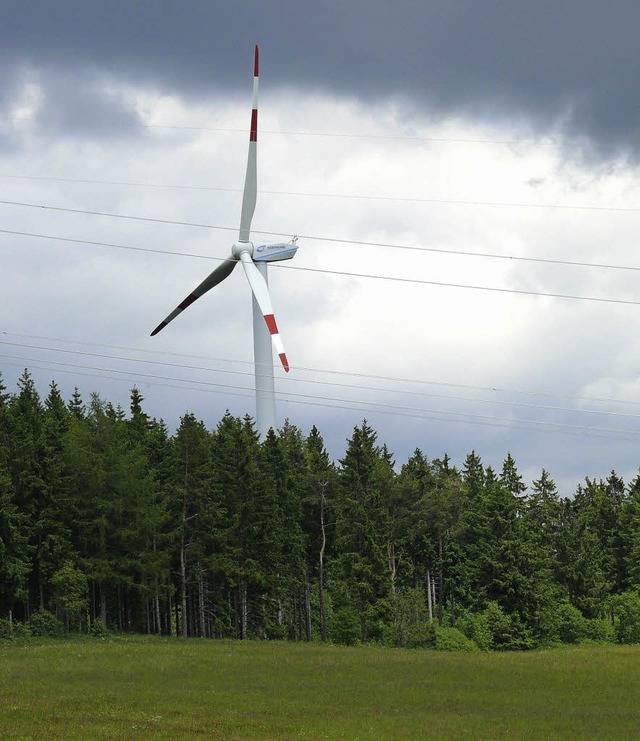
(238, 45), (259, 242)
(150, 257), (238, 336)
(238, 251), (289, 372)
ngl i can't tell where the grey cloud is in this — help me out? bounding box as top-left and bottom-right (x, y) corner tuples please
(31, 71), (145, 141)
(3, 1), (640, 158)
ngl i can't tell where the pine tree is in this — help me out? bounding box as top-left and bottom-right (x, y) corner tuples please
(40, 384), (76, 573)
(523, 469), (565, 634)
(68, 387), (85, 420)
(0, 462), (32, 618)
(6, 370), (47, 613)
(623, 472), (640, 589)
(333, 421), (392, 643)
(168, 412), (214, 637)
(209, 413), (262, 638)
(302, 425), (337, 641)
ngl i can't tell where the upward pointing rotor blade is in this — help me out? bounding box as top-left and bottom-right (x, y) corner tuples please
(238, 251), (289, 372)
(238, 45), (259, 242)
(150, 256), (238, 336)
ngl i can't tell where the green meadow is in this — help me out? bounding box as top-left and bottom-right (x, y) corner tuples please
(1, 638), (639, 739)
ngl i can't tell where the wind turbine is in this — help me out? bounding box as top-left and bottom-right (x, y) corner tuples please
(151, 45), (298, 437)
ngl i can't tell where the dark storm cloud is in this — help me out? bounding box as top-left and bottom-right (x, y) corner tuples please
(2, 1), (640, 153)
(32, 71), (145, 141)
(3, 0), (640, 157)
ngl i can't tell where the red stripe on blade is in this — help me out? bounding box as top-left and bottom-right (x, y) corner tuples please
(264, 313), (278, 334)
(254, 45), (259, 77)
(250, 109), (258, 142)
(279, 353), (290, 372)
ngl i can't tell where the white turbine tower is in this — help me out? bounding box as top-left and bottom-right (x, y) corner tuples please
(151, 45), (298, 437)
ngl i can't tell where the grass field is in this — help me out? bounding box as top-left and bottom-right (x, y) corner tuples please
(1, 637), (639, 739)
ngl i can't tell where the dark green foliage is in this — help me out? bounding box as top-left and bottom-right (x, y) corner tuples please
(2, 372), (640, 649)
(29, 609), (64, 637)
(329, 606), (361, 645)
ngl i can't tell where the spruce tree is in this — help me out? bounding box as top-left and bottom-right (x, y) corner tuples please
(333, 421), (392, 643)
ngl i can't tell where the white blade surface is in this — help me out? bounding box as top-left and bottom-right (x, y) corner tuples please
(239, 45), (259, 242)
(239, 251), (289, 372)
(150, 256), (238, 336)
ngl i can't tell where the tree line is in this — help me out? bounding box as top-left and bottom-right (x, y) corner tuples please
(1, 369), (640, 649)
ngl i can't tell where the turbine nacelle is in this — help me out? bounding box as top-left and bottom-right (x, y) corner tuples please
(231, 239), (299, 263)
(253, 240), (299, 263)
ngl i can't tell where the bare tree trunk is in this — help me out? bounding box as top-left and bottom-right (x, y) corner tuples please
(388, 541), (398, 596)
(155, 588), (161, 636)
(318, 482), (328, 641)
(437, 532), (444, 627)
(238, 579), (248, 640)
(100, 585), (107, 625)
(304, 576), (312, 641)
(198, 564), (206, 638)
(431, 573), (437, 618)
(426, 570), (433, 623)
(166, 592), (173, 637)
(180, 533), (188, 638)
(117, 585), (122, 631)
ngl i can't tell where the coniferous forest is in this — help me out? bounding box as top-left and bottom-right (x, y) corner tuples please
(2, 369), (640, 650)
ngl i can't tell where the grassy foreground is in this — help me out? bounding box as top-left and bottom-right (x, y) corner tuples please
(1, 638), (639, 739)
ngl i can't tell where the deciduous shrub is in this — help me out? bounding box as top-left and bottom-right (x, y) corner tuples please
(611, 591), (640, 644)
(29, 610), (64, 637)
(457, 611), (492, 651)
(434, 626), (478, 652)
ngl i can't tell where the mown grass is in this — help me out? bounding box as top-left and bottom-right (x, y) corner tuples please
(1, 637), (639, 739)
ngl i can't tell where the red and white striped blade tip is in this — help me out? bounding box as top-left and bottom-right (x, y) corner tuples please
(264, 313), (289, 372)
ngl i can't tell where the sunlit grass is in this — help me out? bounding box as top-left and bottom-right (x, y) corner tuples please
(1, 637), (639, 739)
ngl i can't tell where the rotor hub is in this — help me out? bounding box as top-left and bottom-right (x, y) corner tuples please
(232, 241), (253, 260)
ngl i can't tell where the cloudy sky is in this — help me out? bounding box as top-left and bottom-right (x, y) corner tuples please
(2, 0), (640, 493)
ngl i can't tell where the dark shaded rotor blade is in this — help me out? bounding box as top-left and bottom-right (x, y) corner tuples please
(150, 257), (238, 336)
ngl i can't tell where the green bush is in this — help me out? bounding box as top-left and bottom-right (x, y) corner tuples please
(87, 618), (110, 638)
(434, 626), (478, 652)
(12, 621), (31, 638)
(549, 601), (589, 644)
(0, 618), (31, 640)
(583, 617), (615, 643)
(482, 602), (533, 650)
(457, 611), (492, 651)
(0, 617), (13, 639)
(611, 591), (640, 644)
(330, 607), (360, 646)
(29, 610), (64, 637)
(364, 599), (392, 644)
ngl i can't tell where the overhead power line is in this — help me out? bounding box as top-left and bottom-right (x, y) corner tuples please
(9, 116), (555, 147)
(3, 173), (640, 217)
(4, 337), (640, 422)
(2, 196), (639, 274)
(2, 351), (639, 442)
(1, 222), (639, 308)
(2, 330), (639, 409)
